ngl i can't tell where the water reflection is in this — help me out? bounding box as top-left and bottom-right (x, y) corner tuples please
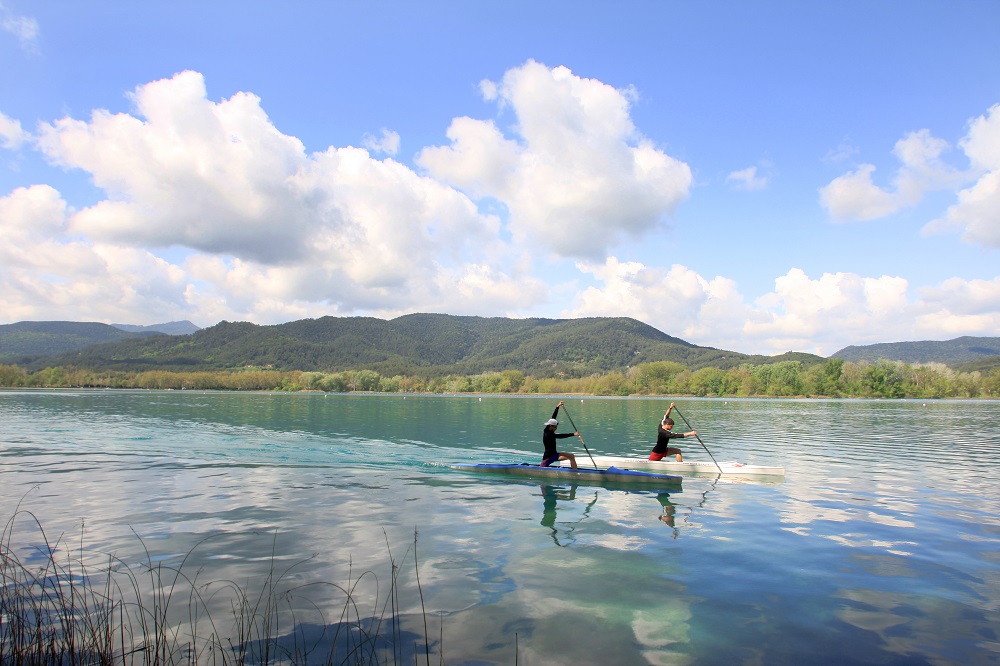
(538, 483), (598, 546)
(4, 392), (1000, 665)
(656, 492), (678, 538)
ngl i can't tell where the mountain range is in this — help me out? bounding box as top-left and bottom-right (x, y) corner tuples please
(1, 315), (812, 376)
(0, 321), (199, 359)
(831, 336), (1000, 369)
(1, 316), (997, 375)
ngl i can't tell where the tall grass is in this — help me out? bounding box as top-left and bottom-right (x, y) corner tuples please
(0, 506), (439, 665)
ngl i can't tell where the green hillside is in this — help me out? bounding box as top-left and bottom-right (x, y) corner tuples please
(0, 321), (159, 359)
(831, 336), (1000, 365)
(111, 321), (201, 335)
(17, 313), (821, 376)
(955, 356), (1000, 374)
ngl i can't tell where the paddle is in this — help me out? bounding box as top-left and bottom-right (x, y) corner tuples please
(559, 403), (597, 469)
(672, 405), (723, 475)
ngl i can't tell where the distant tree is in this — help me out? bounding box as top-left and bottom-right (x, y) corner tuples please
(353, 370), (382, 392)
(862, 359), (906, 398)
(725, 365), (754, 396)
(593, 371), (630, 396)
(984, 369), (1000, 398)
(668, 370), (692, 395)
(688, 367), (725, 396)
(770, 361), (804, 396)
(631, 361), (687, 394)
(378, 375), (401, 392)
(0, 364), (26, 386)
(321, 373), (350, 392)
(499, 370), (525, 393)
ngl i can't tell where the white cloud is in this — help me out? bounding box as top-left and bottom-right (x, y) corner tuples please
(36, 71), (315, 263)
(0, 111), (28, 149)
(820, 129), (962, 222)
(5, 70), (549, 325)
(917, 276), (1000, 323)
(909, 280), (1000, 339)
(819, 164), (898, 221)
(0, 185), (193, 323)
(417, 60), (692, 260)
(361, 128), (400, 156)
(725, 166), (768, 191)
(564, 260), (1000, 356)
(749, 269), (911, 351)
(0, 184), (66, 242)
(567, 257), (756, 348)
(0, 2), (38, 51)
(4, 68), (997, 356)
(923, 104), (1000, 248)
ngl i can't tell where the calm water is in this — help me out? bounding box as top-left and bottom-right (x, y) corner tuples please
(1, 390), (999, 665)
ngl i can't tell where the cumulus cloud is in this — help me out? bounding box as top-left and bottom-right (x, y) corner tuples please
(923, 103), (1000, 248)
(819, 164), (898, 221)
(565, 260), (1000, 356)
(5, 66), (996, 355)
(567, 257), (758, 348)
(0, 185), (193, 323)
(749, 269), (911, 352)
(820, 129), (962, 222)
(417, 60), (692, 260)
(33, 72), (503, 286)
(725, 165), (768, 191)
(8, 70), (547, 325)
(0, 111), (28, 149)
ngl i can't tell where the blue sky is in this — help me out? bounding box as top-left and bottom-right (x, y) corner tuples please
(1, 1), (998, 356)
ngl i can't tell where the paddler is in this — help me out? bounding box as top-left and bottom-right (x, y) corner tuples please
(541, 401), (580, 469)
(650, 402), (697, 462)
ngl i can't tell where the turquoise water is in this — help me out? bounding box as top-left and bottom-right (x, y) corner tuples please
(1, 390), (999, 664)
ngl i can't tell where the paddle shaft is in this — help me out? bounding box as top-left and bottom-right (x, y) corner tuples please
(672, 406), (723, 475)
(559, 404), (597, 468)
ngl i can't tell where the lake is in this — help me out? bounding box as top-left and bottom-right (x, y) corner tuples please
(1, 390), (998, 665)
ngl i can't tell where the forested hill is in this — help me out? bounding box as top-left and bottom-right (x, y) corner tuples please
(831, 336), (1000, 368)
(0, 321), (157, 358)
(13, 313), (806, 376)
(110, 321), (201, 335)
(0, 320), (198, 359)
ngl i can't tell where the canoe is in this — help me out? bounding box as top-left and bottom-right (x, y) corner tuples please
(583, 455), (784, 477)
(450, 463), (683, 488)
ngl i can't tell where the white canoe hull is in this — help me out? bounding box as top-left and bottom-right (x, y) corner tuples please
(582, 455), (784, 477)
(450, 463), (683, 488)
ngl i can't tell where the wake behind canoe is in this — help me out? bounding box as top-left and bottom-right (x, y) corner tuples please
(450, 463), (683, 489)
(585, 455), (784, 477)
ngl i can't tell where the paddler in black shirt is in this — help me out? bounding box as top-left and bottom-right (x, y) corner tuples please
(650, 402), (697, 462)
(541, 401), (579, 468)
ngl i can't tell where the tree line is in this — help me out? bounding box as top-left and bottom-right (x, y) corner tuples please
(1, 357), (998, 398)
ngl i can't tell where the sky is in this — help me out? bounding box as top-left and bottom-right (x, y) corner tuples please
(1, 1), (998, 357)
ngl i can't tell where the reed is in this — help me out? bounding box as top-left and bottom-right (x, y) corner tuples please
(0, 506), (439, 665)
